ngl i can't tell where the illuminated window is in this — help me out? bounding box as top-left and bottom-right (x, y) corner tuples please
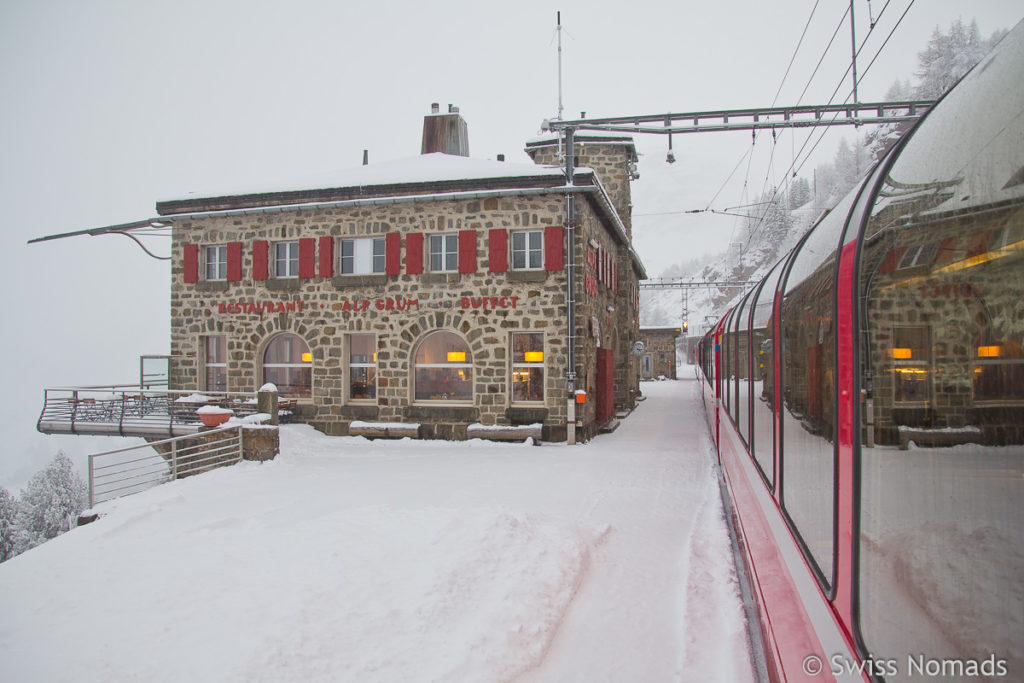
(511, 332), (544, 403)
(201, 335), (227, 392)
(413, 331), (472, 402)
(262, 333), (311, 398)
(204, 245), (228, 281)
(274, 241), (300, 278)
(340, 237), (385, 275)
(348, 334), (377, 402)
(893, 326), (931, 403)
(511, 230), (544, 270)
(973, 339), (1024, 403)
(428, 234), (459, 272)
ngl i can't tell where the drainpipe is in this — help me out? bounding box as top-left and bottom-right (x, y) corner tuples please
(564, 127), (577, 445)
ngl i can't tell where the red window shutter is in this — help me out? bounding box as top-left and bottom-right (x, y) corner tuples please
(298, 238), (316, 278)
(544, 226), (564, 271)
(488, 229), (507, 273)
(318, 236), (334, 278)
(386, 232), (401, 276)
(252, 240), (269, 281)
(458, 230), (477, 274)
(878, 246), (907, 274)
(183, 244), (199, 283)
(227, 242), (243, 282)
(406, 232), (423, 274)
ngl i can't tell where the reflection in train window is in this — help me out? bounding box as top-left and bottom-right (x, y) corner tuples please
(891, 326), (931, 404)
(750, 261), (783, 485)
(779, 204), (846, 588)
(736, 290), (753, 443)
(856, 27), (1024, 679)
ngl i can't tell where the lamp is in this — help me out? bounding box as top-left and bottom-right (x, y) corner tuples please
(892, 348), (912, 360)
(447, 351), (466, 362)
(977, 345), (1001, 358)
(301, 352), (313, 363)
(524, 351), (544, 363)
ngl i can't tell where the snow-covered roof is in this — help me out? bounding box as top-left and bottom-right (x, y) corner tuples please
(160, 153), (577, 205)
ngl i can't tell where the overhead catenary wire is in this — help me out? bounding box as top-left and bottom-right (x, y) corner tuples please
(746, 0), (912, 246)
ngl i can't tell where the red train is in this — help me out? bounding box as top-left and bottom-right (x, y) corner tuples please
(697, 20), (1024, 683)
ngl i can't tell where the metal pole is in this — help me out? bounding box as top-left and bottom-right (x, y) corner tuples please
(556, 12), (564, 121)
(850, 0), (860, 108)
(172, 440), (178, 480)
(88, 454), (95, 509)
(565, 127), (577, 445)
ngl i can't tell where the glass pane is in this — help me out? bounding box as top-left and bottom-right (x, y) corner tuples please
(751, 261), (783, 484)
(349, 367), (376, 400)
(780, 202), (848, 587)
(264, 367), (311, 398)
(736, 290), (753, 441)
(414, 368), (472, 401)
(415, 331), (470, 365)
(264, 333), (309, 364)
(204, 335), (226, 364)
(349, 334), (375, 363)
(512, 333), (543, 362)
(512, 367), (544, 402)
(856, 25), (1024, 674)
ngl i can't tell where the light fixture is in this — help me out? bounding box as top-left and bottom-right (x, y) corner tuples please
(892, 348), (912, 360)
(977, 345), (1001, 358)
(524, 351), (544, 363)
(588, 238), (600, 249)
(301, 352), (313, 363)
(447, 351), (466, 362)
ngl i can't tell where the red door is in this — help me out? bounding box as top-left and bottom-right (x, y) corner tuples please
(596, 349), (615, 423)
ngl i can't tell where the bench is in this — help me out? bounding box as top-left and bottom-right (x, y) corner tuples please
(348, 421), (421, 439)
(897, 425), (982, 450)
(466, 423), (543, 442)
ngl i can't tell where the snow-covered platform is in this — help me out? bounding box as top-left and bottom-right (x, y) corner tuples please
(3, 375), (755, 683)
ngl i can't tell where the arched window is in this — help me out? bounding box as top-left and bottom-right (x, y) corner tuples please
(263, 333), (312, 398)
(414, 331), (472, 402)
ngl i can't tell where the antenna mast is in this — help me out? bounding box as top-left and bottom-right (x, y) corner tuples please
(557, 11), (564, 121)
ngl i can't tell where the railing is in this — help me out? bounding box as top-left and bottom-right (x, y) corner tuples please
(37, 386), (264, 437)
(87, 423), (244, 507)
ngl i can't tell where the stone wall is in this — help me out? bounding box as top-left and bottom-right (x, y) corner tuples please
(169, 193), (614, 440)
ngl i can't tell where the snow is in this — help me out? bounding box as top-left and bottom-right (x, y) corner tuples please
(160, 153), (577, 205)
(0, 378), (754, 682)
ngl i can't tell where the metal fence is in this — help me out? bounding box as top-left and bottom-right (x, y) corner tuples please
(87, 423), (244, 507)
(37, 386), (264, 438)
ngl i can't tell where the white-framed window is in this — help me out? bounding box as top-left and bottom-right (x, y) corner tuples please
(897, 242), (937, 270)
(201, 335), (227, 392)
(348, 334), (377, 402)
(413, 331), (472, 402)
(205, 245), (228, 281)
(263, 333), (312, 398)
(511, 332), (545, 403)
(511, 230), (544, 270)
(429, 234), (459, 272)
(340, 237), (386, 275)
(275, 241), (300, 278)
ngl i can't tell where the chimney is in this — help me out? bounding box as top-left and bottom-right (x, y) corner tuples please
(421, 103), (470, 157)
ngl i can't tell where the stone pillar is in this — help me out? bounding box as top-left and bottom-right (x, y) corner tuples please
(258, 384), (279, 426)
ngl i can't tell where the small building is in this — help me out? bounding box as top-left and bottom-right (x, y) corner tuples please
(638, 327), (681, 380)
(141, 106), (646, 442)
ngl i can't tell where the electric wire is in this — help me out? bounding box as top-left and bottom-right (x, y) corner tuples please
(747, 0), (912, 246)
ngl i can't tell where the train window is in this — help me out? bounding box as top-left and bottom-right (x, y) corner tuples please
(856, 24), (1024, 679)
(722, 310), (734, 415)
(735, 289), (753, 444)
(779, 188), (855, 589)
(750, 260), (784, 485)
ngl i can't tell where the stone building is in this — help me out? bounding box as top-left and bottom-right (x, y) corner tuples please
(638, 327), (681, 380)
(162, 107), (646, 442)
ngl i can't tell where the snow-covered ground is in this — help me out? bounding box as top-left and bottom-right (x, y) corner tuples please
(0, 376), (754, 683)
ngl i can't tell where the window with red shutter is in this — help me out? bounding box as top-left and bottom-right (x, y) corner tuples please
(299, 238), (316, 278)
(227, 242), (243, 282)
(252, 241), (269, 281)
(183, 244), (199, 283)
(318, 236), (334, 278)
(544, 226), (564, 271)
(488, 229), (508, 273)
(458, 230), (477, 274)
(406, 233), (424, 275)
